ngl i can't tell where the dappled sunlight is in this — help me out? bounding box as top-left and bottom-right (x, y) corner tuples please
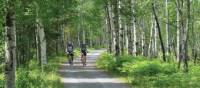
(62, 78), (126, 83)
(59, 69), (104, 73)
(59, 50), (130, 88)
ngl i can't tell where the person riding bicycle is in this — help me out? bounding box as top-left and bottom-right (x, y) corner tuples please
(80, 43), (87, 66)
(66, 42), (74, 66)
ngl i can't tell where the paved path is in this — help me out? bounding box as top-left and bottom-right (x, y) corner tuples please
(59, 50), (130, 88)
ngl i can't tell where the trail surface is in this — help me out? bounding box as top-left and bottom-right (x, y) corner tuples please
(59, 50), (130, 88)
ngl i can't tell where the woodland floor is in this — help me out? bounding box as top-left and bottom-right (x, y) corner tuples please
(59, 50), (130, 88)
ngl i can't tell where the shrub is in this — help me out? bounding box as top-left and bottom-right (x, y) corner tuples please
(0, 74), (4, 88)
(96, 53), (116, 71)
(96, 53), (200, 88)
(132, 61), (162, 76)
(15, 56), (65, 88)
(161, 63), (177, 75)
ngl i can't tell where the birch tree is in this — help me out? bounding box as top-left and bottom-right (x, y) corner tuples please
(131, 0), (137, 56)
(165, 0), (170, 55)
(176, 0), (180, 62)
(113, 0), (120, 57)
(35, 2), (47, 69)
(119, 0), (124, 54)
(4, 0), (16, 87)
(105, 0), (114, 53)
(152, 2), (166, 62)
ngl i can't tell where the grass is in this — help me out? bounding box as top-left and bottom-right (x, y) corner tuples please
(0, 49), (82, 88)
(0, 55), (67, 88)
(96, 53), (200, 88)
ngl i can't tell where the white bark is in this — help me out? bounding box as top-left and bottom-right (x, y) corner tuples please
(148, 15), (154, 57)
(119, 0), (124, 54)
(165, 0), (170, 55)
(36, 19), (47, 66)
(82, 30), (86, 44)
(61, 25), (65, 50)
(35, 2), (47, 68)
(141, 19), (145, 56)
(4, 0), (16, 87)
(176, 0), (180, 61)
(153, 20), (158, 56)
(110, 4), (115, 52)
(113, 0), (120, 56)
(39, 22), (47, 65)
(106, 1), (114, 53)
(125, 24), (129, 53)
(131, 0), (137, 56)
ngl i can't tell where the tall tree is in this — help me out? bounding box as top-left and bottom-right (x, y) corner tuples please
(152, 2), (166, 62)
(131, 0), (137, 56)
(176, 0), (180, 62)
(113, 0), (120, 57)
(4, 0), (16, 87)
(105, 0), (114, 53)
(165, 0), (170, 55)
(35, 2), (47, 69)
(119, 0), (124, 54)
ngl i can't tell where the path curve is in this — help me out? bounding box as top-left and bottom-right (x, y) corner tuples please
(59, 50), (130, 88)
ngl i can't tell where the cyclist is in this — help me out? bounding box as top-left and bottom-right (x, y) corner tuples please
(66, 42), (74, 66)
(80, 43), (87, 67)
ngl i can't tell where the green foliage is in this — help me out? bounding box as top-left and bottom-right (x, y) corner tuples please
(0, 7), (3, 64)
(16, 68), (62, 88)
(0, 56), (66, 88)
(96, 53), (200, 88)
(131, 61), (162, 76)
(0, 73), (4, 88)
(96, 53), (116, 71)
(15, 56), (65, 88)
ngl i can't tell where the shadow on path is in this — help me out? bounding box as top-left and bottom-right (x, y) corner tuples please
(59, 50), (130, 88)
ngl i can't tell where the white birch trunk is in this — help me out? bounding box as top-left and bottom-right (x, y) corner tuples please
(35, 2), (47, 69)
(131, 0), (137, 56)
(153, 20), (158, 56)
(83, 30), (86, 44)
(176, 0), (180, 62)
(125, 24), (129, 53)
(39, 22), (47, 65)
(113, 0), (120, 56)
(165, 0), (170, 55)
(148, 15), (154, 57)
(141, 18), (145, 56)
(119, 0), (124, 54)
(4, 0), (16, 87)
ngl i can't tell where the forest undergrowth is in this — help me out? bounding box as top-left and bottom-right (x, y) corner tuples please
(96, 53), (200, 88)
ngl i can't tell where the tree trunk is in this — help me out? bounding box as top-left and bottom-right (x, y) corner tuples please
(141, 18), (145, 56)
(113, 0), (120, 57)
(119, 0), (124, 55)
(61, 25), (65, 52)
(35, 2), (47, 70)
(105, 0), (114, 53)
(148, 15), (154, 57)
(181, 0), (190, 72)
(131, 0), (137, 56)
(128, 23), (133, 55)
(125, 23), (129, 54)
(165, 0), (170, 55)
(176, 0), (180, 62)
(152, 2), (166, 62)
(4, 0), (16, 87)
(153, 20), (158, 57)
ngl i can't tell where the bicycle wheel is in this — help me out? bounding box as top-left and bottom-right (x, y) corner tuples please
(82, 56), (86, 67)
(69, 55), (73, 66)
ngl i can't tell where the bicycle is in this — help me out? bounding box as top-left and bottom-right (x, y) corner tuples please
(81, 53), (86, 67)
(67, 52), (74, 66)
